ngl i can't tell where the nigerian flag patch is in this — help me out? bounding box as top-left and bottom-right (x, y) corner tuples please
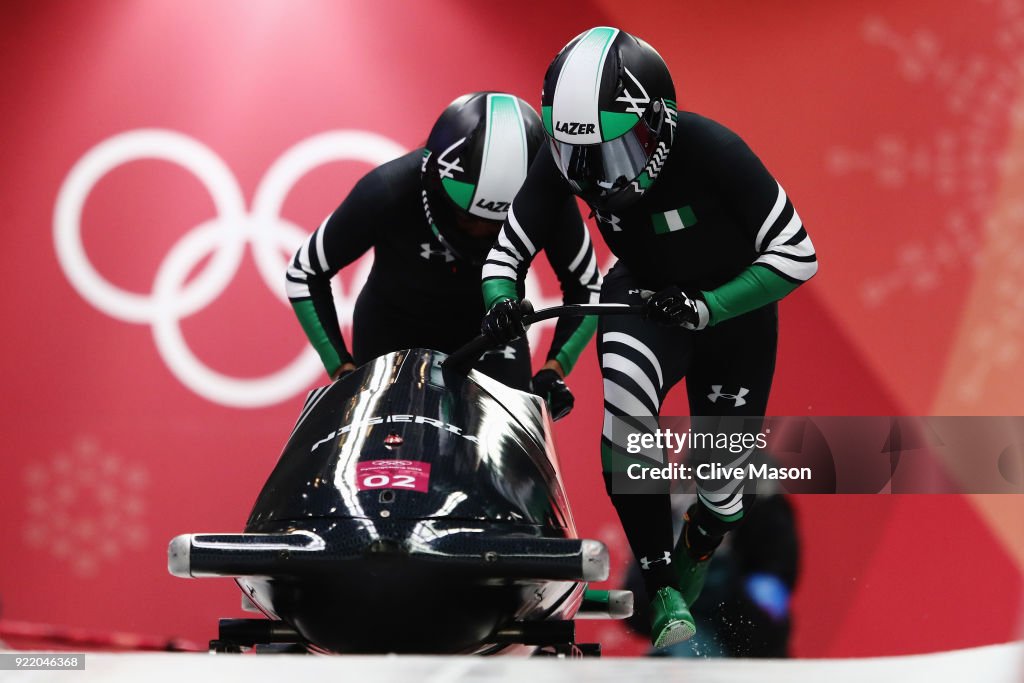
(652, 206), (697, 234)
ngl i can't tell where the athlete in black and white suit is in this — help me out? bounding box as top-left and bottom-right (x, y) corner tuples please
(287, 92), (601, 418)
(480, 28), (818, 648)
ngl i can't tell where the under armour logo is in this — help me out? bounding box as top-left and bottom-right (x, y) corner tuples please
(616, 66), (651, 117)
(436, 137), (466, 179)
(639, 551), (672, 570)
(481, 345), (517, 360)
(419, 242), (454, 262)
(708, 385), (749, 407)
(594, 209), (622, 232)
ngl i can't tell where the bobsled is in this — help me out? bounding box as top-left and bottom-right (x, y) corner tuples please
(168, 304), (641, 655)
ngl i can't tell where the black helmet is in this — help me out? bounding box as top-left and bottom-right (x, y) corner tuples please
(422, 92), (544, 264)
(541, 27), (676, 211)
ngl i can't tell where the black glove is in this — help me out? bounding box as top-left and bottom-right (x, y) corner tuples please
(329, 350), (357, 381)
(331, 363), (357, 381)
(644, 286), (710, 330)
(481, 298), (531, 344)
(531, 368), (575, 421)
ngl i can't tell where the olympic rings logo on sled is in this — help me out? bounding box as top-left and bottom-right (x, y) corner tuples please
(53, 129), (407, 408)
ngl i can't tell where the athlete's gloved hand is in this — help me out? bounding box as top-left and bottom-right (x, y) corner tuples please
(644, 286), (710, 330)
(331, 362), (357, 381)
(531, 368), (574, 421)
(328, 348), (357, 381)
(481, 298), (532, 344)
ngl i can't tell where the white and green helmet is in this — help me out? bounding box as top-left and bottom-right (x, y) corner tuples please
(542, 27), (676, 211)
(422, 92), (544, 263)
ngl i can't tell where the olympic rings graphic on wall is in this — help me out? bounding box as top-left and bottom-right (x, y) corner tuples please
(54, 129), (407, 408)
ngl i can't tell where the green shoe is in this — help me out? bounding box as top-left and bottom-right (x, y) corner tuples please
(649, 586), (695, 649)
(673, 516), (715, 606)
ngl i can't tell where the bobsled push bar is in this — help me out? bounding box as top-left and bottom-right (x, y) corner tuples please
(442, 302), (645, 371)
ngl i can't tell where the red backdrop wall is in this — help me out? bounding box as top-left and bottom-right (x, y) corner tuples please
(1, 0), (1021, 657)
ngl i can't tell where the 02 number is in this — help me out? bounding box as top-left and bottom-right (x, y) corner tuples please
(360, 473), (416, 489)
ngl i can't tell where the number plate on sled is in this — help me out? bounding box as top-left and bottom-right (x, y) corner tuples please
(356, 460), (431, 493)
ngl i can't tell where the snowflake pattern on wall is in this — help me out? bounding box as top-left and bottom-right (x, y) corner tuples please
(827, 1), (1024, 405)
(827, 1), (1024, 306)
(23, 437), (149, 577)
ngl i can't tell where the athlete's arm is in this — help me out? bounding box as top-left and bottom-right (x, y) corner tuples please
(541, 198), (602, 376)
(700, 133), (818, 325)
(480, 146), (587, 349)
(482, 145), (575, 308)
(285, 170), (387, 378)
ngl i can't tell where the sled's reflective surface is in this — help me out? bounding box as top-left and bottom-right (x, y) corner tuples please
(170, 349), (610, 654)
(249, 348), (570, 532)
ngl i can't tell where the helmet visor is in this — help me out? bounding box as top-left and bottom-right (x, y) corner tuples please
(548, 121), (658, 204)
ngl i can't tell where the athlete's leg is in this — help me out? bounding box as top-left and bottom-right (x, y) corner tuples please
(674, 303), (778, 602)
(598, 263), (693, 646)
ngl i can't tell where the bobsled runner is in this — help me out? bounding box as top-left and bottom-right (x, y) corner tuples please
(168, 304), (640, 656)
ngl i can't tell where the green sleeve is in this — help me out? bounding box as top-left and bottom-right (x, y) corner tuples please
(702, 264), (799, 325)
(553, 314), (597, 376)
(482, 279), (518, 310)
(292, 299), (344, 377)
